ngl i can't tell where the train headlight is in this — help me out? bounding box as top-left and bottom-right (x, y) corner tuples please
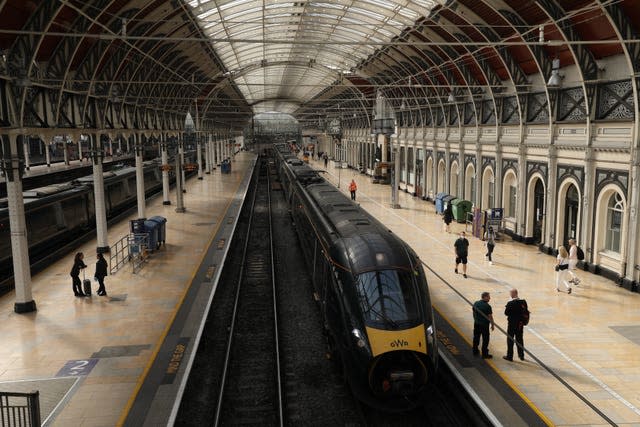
(351, 328), (367, 348)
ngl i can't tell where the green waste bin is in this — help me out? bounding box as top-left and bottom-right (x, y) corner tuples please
(451, 199), (473, 223)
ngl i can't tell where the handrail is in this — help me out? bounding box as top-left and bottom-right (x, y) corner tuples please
(109, 234), (130, 275)
(0, 390), (41, 427)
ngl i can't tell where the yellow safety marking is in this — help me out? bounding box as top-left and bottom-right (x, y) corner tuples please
(433, 305), (554, 427)
(365, 325), (427, 357)
(117, 165), (247, 426)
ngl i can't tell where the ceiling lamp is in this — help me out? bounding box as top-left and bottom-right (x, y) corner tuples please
(547, 58), (562, 87)
(447, 92), (455, 103)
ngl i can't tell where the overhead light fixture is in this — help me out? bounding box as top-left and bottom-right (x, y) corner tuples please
(447, 92), (455, 103)
(547, 58), (562, 87)
(400, 97), (407, 110)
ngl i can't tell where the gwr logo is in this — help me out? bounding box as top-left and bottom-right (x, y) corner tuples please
(390, 339), (409, 348)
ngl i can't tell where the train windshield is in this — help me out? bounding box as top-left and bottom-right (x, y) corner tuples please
(354, 269), (420, 328)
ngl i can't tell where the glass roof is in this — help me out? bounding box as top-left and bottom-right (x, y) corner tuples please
(188, 0), (441, 114)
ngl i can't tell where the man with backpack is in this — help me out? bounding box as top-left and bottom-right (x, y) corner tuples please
(503, 289), (529, 362)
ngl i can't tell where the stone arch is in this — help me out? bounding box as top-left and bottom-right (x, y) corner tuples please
(481, 166), (495, 210)
(525, 172), (546, 241)
(555, 177), (582, 250)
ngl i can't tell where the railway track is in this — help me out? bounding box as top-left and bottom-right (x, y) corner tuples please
(213, 159), (283, 425)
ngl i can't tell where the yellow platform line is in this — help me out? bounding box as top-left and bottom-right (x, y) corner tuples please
(116, 172), (245, 427)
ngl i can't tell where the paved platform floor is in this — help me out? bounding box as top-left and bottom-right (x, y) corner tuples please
(0, 152), (253, 427)
(2, 149), (640, 426)
(314, 156), (640, 426)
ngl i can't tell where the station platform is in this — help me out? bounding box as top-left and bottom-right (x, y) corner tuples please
(0, 152), (255, 427)
(313, 156), (640, 426)
(1, 149), (639, 426)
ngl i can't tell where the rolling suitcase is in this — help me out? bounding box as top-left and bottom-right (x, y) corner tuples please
(82, 271), (92, 296)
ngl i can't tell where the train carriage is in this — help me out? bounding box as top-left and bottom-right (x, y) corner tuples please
(274, 144), (438, 410)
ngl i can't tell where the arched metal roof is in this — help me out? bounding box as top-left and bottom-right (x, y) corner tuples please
(0, 1), (638, 132)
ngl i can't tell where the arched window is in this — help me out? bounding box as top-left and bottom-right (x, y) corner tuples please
(605, 193), (624, 252)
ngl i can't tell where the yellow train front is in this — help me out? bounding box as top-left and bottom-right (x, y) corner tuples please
(325, 236), (438, 411)
(273, 143), (438, 410)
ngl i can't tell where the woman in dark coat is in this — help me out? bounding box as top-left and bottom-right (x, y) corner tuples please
(70, 252), (87, 297)
(443, 204), (454, 233)
(94, 252), (108, 296)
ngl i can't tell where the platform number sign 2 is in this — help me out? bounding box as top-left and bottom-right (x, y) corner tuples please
(56, 359), (98, 377)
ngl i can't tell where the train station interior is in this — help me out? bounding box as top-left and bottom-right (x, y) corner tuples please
(1, 0), (640, 426)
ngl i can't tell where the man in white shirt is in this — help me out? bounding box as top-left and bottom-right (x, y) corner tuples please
(568, 239), (581, 285)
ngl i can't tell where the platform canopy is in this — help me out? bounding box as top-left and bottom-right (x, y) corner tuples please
(0, 1), (637, 131)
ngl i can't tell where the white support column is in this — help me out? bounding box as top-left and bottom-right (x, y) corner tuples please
(205, 134), (211, 174)
(4, 134), (36, 313)
(197, 133), (203, 180)
(63, 138), (69, 165)
(180, 136), (186, 193)
(495, 148), (503, 208)
(444, 143), (450, 194)
(161, 134), (171, 205)
(175, 138), (185, 213)
(517, 145), (527, 239)
(78, 138), (83, 162)
(545, 146), (558, 252)
(216, 138), (221, 166)
(108, 138), (113, 159)
(23, 136), (30, 170)
(134, 133), (146, 219)
(91, 133), (110, 253)
(45, 137), (51, 167)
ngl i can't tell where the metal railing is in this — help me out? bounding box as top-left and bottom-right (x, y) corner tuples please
(0, 391), (41, 427)
(129, 233), (149, 274)
(109, 234), (131, 275)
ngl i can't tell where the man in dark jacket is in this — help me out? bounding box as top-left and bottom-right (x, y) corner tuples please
(454, 231), (469, 278)
(472, 292), (495, 359)
(503, 289), (526, 361)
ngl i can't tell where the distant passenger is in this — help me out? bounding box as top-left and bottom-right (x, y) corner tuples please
(567, 239), (581, 285)
(94, 253), (108, 296)
(485, 226), (496, 265)
(70, 252), (87, 297)
(443, 204), (453, 233)
(556, 246), (571, 294)
(472, 291), (495, 359)
(323, 153), (328, 168)
(349, 179), (357, 201)
(454, 231), (469, 278)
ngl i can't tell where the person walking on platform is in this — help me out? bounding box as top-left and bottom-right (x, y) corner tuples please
(70, 252), (87, 297)
(323, 153), (328, 168)
(94, 252), (108, 296)
(349, 179), (358, 201)
(443, 204), (454, 233)
(472, 292), (495, 359)
(567, 239), (581, 285)
(454, 231), (469, 278)
(503, 289), (527, 361)
(485, 226), (496, 265)
(556, 246), (572, 294)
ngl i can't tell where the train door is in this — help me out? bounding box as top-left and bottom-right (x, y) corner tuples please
(563, 185), (579, 245)
(533, 179), (544, 243)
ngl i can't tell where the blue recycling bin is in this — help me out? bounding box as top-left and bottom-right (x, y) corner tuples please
(148, 216), (167, 247)
(130, 218), (146, 234)
(144, 219), (160, 251)
(435, 192), (449, 214)
(221, 159), (231, 174)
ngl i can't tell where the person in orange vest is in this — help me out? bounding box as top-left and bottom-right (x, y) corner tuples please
(349, 179), (358, 201)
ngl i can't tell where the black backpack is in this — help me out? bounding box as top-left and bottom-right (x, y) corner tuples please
(576, 246), (585, 261)
(520, 299), (530, 326)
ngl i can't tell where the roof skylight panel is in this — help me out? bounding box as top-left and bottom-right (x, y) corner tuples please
(218, 0), (255, 12)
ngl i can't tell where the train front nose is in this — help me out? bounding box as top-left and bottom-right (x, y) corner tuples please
(370, 351), (428, 397)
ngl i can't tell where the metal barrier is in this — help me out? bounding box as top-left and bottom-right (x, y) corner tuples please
(0, 391), (41, 427)
(129, 233), (149, 274)
(109, 234), (130, 275)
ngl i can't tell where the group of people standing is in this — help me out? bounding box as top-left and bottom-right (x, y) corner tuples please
(472, 289), (527, 362)
(70, 252), (108, 297)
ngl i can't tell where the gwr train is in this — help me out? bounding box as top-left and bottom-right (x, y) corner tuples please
(0, 152), (197, 294)
(273, 143), (438, 410)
